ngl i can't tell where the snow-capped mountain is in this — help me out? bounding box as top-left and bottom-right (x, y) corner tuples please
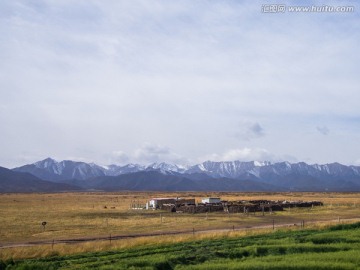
(185, 160), (360, 181)
(13, 159), (191, 181)
(146, 162), (188, 173)
(13, 158), (107, 181)
(257, 162), (360, 181)
(186, 160), (271, 178)
(12, 158), (360, 191)
(103, 164), (145, 176)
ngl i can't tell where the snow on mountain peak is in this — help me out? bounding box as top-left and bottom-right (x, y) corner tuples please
(253, 161), (271, 167)
(34, 157), (57, 168)
(14, 158), (360, 182)
(146, 162), (186, 173)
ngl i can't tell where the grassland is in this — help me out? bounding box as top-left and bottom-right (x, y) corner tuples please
(0, 192), (359, 261)
(2, 221), (360, 269)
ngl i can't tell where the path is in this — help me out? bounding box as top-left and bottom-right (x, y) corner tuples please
(1, 217), (359, 249)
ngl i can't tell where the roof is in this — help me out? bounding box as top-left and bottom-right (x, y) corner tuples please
(150, 198), (176, 200)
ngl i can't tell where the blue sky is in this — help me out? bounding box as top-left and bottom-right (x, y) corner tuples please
(0, 0), (359, 167)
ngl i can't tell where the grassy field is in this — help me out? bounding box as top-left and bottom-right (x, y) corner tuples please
(2, 221), (360, 269)
(0, 192), (359, 260)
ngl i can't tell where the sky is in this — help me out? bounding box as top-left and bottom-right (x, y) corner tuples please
(1, 0), (359, 168)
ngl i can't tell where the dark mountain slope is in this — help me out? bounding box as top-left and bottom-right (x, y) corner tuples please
(0, 166), (80, 192)
(64, 171), (283, 192)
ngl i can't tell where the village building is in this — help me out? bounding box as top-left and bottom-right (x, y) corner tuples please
(143, 196), (323, 213)
(201, 197), (221, 204)
(146, 197), (195, 210)
(147, 198), (175, 209)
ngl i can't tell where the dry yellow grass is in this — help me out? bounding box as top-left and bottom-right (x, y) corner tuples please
(1, 217), (359, 261)
(0, 192), (359, 260)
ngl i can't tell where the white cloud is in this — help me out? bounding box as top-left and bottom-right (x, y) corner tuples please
(236, 121), (265, 140)
(316, 126), (330, 135)
(201, 148), (276, 163)
(134, 143), (171, 163)
(107, 146), (295, 165)
(108, 143), (189, 165)
(0, 1), (359, 167)
(110, 151), (130, 164)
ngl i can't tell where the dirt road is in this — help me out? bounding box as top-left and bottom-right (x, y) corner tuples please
(1, 217), (359, 249)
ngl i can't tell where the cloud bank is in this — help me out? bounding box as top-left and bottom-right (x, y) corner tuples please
(0, 0), (359, 167)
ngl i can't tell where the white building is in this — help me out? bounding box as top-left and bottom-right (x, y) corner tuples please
(147, 198), (176, 209)
(202, 197), (221, 204)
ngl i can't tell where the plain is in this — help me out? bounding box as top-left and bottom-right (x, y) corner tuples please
(0, 192), (359, 261)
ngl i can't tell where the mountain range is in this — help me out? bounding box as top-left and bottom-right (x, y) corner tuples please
(0, 166), (80, 193)
(1, 158), (360, 192)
